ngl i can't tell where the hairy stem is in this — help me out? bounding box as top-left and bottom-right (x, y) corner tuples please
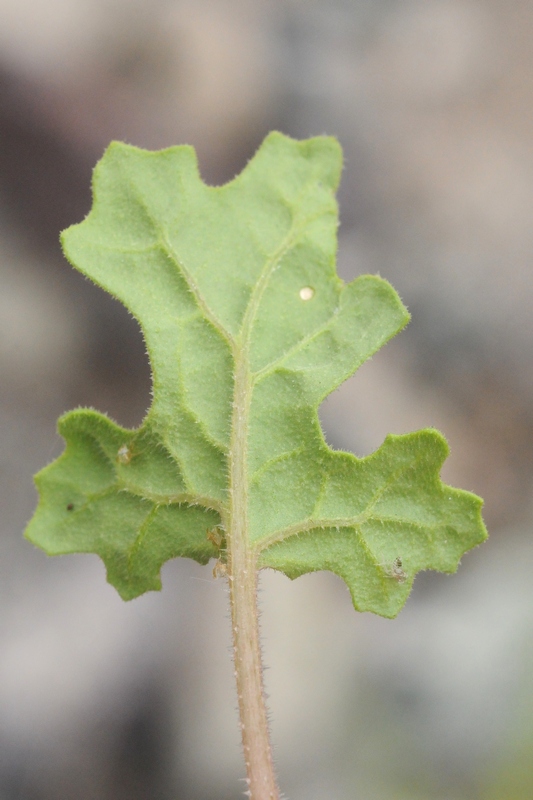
(228, 551), (279, 799)
(227, 351), (280, 800)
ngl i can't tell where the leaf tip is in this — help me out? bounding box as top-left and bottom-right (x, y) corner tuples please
(259, 130), (343, 191)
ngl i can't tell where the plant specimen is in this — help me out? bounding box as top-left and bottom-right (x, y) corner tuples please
(26, 132), (487, 799)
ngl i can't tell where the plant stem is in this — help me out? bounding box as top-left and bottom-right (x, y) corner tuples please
(228, 550), (279, 799)
(227, 348), (280, 799)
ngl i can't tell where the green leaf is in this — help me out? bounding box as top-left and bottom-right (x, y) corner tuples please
(25, 132), (486, 614)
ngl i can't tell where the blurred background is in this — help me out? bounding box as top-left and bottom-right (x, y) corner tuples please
(1, 0), (532, 798)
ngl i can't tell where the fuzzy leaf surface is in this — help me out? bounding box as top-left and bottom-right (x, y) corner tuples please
(25, 132), (487, 614)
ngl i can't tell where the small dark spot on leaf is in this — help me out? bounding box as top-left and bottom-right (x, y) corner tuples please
(66, 503), (74, 511)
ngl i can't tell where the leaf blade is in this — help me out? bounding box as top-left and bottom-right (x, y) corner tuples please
(26, 132), (487, 612)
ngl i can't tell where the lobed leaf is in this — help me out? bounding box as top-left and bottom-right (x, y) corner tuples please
(25, 132), (486, 614)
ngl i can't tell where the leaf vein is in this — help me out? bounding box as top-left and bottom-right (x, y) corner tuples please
(249, 446), (307, 484)
(120, 169), (233, 347)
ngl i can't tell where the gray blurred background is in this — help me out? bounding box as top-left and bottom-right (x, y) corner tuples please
(1, 1), (532, 798)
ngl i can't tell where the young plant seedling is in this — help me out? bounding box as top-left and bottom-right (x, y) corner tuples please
(25, 132), (487, 799)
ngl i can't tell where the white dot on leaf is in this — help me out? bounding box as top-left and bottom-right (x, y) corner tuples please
(117, 444), (132, 464)
(299, 286), (314, 301)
